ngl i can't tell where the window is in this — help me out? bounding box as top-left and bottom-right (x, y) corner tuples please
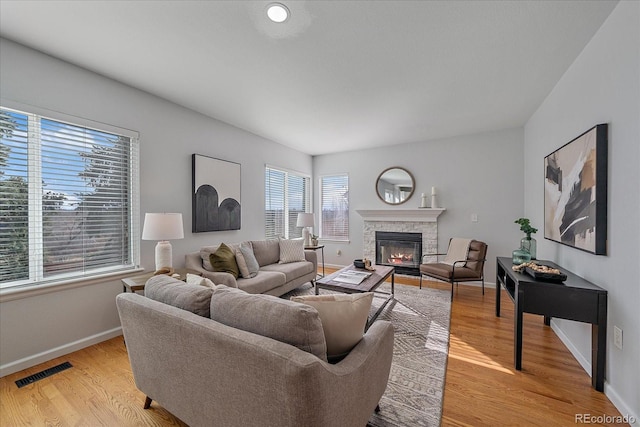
(0, 106), (139, 289)
(265, 166), (310, 240)
(320, 174), (349, 241)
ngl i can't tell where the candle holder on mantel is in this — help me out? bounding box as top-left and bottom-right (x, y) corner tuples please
(420, 193), (429, 208)
(430, 186), (439, 209)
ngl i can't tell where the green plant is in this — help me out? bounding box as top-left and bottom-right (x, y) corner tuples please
(515, 218), (538, 239)
(310, 234), (318, 240)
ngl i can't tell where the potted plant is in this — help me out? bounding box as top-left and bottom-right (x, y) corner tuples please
(514, 218), (537, 259)
(310, 234), (319, 246)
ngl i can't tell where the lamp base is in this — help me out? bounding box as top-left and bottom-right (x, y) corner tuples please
(303, 228), (310, 247)
(155, 241), (173, 271)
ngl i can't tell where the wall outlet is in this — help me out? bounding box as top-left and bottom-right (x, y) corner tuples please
(613, 326), (623, 350)
(471, 213), (478, 222)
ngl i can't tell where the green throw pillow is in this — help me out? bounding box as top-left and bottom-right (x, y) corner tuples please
(210, 243), (240, 279)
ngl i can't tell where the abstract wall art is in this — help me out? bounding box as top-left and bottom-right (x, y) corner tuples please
(192, 154), (241, 232)
(544, 124), (608, 255)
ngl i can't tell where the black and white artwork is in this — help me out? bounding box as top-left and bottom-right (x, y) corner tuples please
(192, 154), (241, 232)
(544, 124), (607, 255)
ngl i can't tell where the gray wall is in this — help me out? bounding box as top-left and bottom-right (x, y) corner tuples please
(312, 127), (525, 282)
(524, 2), (639, 420)
(0, 38), (312, 375)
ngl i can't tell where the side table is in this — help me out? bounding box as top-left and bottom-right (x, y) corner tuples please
(304, 245), (325, 278)
(121, 268), (200, 293)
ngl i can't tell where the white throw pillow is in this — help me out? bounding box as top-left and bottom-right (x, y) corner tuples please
(278, 238), (306, 264)
(186, 273), (216, 289)
(290, 292), (374, 361)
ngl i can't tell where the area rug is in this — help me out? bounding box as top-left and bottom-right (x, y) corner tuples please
(283, 282), (451, 427)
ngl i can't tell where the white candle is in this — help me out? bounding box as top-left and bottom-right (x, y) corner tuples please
(431, 186), (436, 195)
(421, 193), (426, 198)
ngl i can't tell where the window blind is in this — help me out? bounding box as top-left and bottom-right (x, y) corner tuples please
(265, 166), (310, 240)
(320, 174), (349, 241)
(0, 107), (139, 288)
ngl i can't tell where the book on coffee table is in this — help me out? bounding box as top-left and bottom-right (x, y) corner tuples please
(333, 270), (372, 285)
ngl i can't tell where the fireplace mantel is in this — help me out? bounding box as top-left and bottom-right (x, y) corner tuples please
(356, 208), (445, 222)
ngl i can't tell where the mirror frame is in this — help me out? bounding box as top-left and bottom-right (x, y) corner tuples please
(375, 166), (415, 205)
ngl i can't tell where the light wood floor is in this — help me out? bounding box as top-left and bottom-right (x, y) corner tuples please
(0, 274), (622, 426)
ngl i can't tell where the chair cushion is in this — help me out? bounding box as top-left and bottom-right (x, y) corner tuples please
(210, 243), (240, 279)
(420, 263), (482, 281)
(145, 274), (214, 317)
(466, 240), (487, 271)
(210, 285), (327, 361)
(291, 293), (373, 362)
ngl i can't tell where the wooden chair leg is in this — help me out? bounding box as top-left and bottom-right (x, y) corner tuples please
(144, 396), (152, 409)
(419, 274), (423, 289)
(482, 277), (485, 295)
(375, 404), (381, 413)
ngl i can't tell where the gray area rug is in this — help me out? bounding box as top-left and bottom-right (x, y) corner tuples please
(283, 282), (451, 427)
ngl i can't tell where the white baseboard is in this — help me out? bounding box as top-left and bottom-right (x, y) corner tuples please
(551, 320), (638, 425)
(0, 327), (122, 378)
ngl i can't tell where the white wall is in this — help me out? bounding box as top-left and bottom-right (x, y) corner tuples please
(0, 38), (312, 376)
(313, 127), (525, 282)
(524, 1), (639, 421)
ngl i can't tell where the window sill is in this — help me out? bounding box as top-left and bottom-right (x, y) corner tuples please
(0, 267), (145, 303)
(319, 239), (351, 244)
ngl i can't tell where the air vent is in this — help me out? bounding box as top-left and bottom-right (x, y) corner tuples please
(15, 361), (73, 388)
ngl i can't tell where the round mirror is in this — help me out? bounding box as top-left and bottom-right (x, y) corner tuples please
(375, 167), (415, 205)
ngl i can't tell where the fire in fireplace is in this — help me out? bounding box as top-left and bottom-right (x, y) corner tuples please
(375, 231), (422, 276)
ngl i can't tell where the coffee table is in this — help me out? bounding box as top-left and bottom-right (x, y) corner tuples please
(315, 264), (395, 329)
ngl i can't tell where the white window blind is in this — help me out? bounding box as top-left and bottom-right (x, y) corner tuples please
(0, 107), (139, 289)
(320, 174), (349, 241)
(265, 166), (310, 240)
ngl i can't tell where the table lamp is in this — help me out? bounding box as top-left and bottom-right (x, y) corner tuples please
(142, 213), (184, 271)
(296, 212), (314, 246)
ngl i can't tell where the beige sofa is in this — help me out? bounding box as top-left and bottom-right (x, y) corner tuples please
(185, 239), (317, 296)
(116, 276), (395, 427)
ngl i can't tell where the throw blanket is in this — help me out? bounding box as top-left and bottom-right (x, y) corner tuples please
(443, 238), (472, 266)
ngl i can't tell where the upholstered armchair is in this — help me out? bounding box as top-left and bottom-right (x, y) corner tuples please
(419, 238), (488, 300)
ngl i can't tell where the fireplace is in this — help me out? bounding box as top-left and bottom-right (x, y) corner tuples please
(375, 231), (422, 276)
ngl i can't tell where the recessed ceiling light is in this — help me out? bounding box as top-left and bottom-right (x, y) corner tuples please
(267, 3), (289, 23)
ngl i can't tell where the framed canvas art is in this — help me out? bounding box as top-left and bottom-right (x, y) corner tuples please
(192, 154), (241, 232)
(544, 124), (607, 255)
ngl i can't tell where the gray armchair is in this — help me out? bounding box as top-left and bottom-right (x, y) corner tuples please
(419, 238), (488, 300)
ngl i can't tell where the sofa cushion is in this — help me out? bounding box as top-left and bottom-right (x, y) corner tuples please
(240, 241), (260, 276)
(291, 292), (373, 361)
(250, 239), (280, 266)
(200, 243), (239, 271)
(235, 248), (251, 279)
(235, 242), (259, 279)
(278, 238), (305, 264)
(260, 261), (314, 283)
(186, 273), (216, 289)
(237, 270), (286, 294)
(145, 274), (214, 317)
(210, 243), (240, 279)
(210, 285), (327, 361)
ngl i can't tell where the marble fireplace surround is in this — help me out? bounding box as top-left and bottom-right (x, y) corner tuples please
(356, 209), (446, 271)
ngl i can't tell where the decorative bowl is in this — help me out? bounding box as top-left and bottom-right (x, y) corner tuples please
(353, 259), (365, 269)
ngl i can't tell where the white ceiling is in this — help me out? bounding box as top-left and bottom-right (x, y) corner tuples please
(0, 1), (618, 155)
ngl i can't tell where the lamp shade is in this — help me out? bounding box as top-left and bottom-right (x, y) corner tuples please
(296, 212), (314, 228)
(142, 213), (184, 241)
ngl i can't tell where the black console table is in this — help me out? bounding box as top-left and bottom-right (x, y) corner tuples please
(495, 257), (607, 391)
